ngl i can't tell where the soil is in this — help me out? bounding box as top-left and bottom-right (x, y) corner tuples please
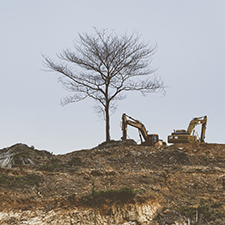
(1, 141), (225, 224)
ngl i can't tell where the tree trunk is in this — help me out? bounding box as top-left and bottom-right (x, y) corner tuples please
(105, 103), (110, 142)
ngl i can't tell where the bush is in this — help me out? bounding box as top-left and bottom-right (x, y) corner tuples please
(81, 187), (142, 206)
(179, 205), (197, 218)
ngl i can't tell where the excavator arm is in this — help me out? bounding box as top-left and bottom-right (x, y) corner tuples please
(121, 113), (148, 142)
(187, 116), (207, 142)
(200, 116), (207, 142)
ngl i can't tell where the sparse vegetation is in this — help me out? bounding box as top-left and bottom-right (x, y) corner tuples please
(177, 198), (225, 223)
(20, 174), (43, 186)
(41, 158), (62, 171)
(34, 149), (45, 156)
(198, 199), (212, 220)
(67, 156), (82, 167)
(40, 156), (82, 171)
(179, 205), (197, 218)
(211, 202), (223, 209)
(12, 151), (30, 165)
(0, 173), (43, 188)
(0, 174), (7, 184)
(80, 187), (144, 206)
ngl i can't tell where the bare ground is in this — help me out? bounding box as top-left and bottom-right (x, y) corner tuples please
(0, 141), (225, 224)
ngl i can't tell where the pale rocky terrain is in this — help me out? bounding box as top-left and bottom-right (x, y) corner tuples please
(0, 141), (225, 224)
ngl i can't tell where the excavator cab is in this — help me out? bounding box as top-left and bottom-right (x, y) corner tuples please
(142, 134), (159, 146)
(168, 131), (198, 143)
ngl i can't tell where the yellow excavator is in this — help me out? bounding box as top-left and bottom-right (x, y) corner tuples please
(121, 113), (166, 146)
(168, 115), (207, 143)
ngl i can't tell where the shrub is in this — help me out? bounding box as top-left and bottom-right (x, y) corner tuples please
(81, 187), (141, 206)
(179, 205), (197, 218)
(179, 198), (213, 221)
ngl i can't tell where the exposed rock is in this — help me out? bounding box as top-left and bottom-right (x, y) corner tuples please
(0, 202), (160, 225)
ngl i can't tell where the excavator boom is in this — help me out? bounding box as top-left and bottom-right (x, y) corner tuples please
(200, 116), (207, 142)
(187, 116), (207, 135)
(122, 114), (148, 141)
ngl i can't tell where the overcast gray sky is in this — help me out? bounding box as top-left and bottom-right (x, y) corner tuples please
(1, 1), (225, 154)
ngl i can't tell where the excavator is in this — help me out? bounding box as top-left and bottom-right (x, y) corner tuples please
(168, 115), (207, 143)
(121, 113), (166, 146)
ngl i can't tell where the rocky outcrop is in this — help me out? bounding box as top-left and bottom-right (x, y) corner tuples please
(0, 202), (160, 225)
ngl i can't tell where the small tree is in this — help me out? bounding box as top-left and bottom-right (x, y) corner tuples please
(43, 29), (165, 142)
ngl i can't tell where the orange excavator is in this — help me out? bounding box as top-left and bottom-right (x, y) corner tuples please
(121, 113), (166, 146)
(168, 115), (207, 143)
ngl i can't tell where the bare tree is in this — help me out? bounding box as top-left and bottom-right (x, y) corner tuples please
(43, 29), (165, 143)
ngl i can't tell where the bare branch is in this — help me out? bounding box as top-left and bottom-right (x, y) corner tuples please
(42, 28), (166, 142)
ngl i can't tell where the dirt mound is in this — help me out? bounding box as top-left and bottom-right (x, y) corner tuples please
(0, 143), (52, 168)
(93, 139), (137, 149)
(0, 142), (225, 224)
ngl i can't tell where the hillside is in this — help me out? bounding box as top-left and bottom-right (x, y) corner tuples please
(0, 142), (225, 224)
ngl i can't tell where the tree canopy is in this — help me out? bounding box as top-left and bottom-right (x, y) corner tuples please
(43, 29), (165, 142)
